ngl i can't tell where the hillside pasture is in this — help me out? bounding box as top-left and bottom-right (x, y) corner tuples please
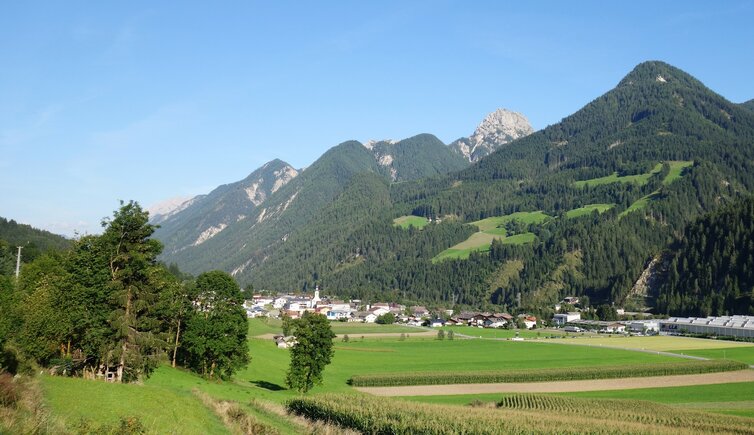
(42, 374), (227, 434)
(574, 163), (663, 188)
(472, 211), (550, 231)
(565, 203), (615, 219)
(393, 215), (429, 229)
(663, 160), (694, 185)
(432, 211), (548, 262)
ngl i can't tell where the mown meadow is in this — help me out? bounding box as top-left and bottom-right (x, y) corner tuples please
(29, 320), (754, 433)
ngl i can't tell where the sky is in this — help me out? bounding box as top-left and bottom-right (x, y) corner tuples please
(2, 1), (754, 237)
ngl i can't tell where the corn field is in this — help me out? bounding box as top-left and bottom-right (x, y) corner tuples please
(348, 359), (747, 387)
(287, 393), (754, 434)
(498, 394), (754, 434)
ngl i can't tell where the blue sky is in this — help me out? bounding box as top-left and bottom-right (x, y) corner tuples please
(2, 1), (753, 236)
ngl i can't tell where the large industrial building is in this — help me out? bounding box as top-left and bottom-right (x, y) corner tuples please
(661, 315), (754, 339)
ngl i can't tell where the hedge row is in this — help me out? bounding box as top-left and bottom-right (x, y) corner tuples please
(348, 359), (748, 387)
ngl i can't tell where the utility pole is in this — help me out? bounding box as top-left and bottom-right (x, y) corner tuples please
(15, 246), (23, 279)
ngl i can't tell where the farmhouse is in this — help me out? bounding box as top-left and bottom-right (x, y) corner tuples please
(353, 312), (378, 323)
(272, 335), (297, 349)
(428, 318), (446, 328)
(411, 306), (430, 318)
(518, 314), (537, 329)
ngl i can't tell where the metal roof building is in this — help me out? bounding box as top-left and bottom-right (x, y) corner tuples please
(661, 315), (754, 338)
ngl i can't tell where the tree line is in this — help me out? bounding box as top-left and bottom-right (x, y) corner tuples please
(0, 201), (248, 382)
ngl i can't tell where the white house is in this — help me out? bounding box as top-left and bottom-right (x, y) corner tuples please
(628, 320), (660, 334)
(552, 312), (581, 326)
(429, 319), (445, 328)
(273, 297), (288, 309)
(369, 306), (390, 317)
(601, 322), (626, 333)
(326, 310), (352, 321)
(354, 312), (378, 323)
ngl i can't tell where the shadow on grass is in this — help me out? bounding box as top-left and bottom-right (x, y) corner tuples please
(251, 380), (286, 391)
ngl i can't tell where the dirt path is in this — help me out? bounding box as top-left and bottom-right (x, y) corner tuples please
(355, 369), (754, 396)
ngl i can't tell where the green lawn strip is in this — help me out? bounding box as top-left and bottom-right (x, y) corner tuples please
(441, 326), (566, 339)
(620, 191), (661, 217)
(574, 164), (662, 188)
(330, 323), (419, 334)
(565, 203), (615, 219)
(663, 161), (694, 185)
(482, 227), (507, 236)
(472, 211), (550, 231)
(347, 359), (746, 387)
(393, 215), (429, 229)
(502, 232), (536, 244)
(673, 346), (754, 365)
(249, 317), (284, 336)
(41, 374), (228, 434)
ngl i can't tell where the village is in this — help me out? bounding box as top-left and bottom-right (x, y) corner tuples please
(243, 289), (670, 337)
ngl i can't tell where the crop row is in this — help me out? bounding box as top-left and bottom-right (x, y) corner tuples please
(498, 394), (754, 434)
(287, 393), (754, 434)
(348, 359), (747, 386)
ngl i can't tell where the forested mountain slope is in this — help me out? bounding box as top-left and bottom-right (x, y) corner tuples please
(157, 134), (468, 277)
(741, 99), (754, 112)
(244, 61), (754, 312)
(0, 217), (71, 276)
(656, 196), (754, 317)
(368, 134), (468, 181)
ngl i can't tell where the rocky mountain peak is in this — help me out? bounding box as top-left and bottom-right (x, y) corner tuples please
(450, 108), (534, 162)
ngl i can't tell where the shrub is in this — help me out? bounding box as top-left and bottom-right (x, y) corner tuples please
(0, 373), (19, 407)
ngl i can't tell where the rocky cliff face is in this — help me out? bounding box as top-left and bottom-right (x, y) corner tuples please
(450, 108), (534, 162)
(151, 159), (299, 253)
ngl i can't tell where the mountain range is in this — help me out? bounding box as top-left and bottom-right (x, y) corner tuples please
(151, 61), (754, 315)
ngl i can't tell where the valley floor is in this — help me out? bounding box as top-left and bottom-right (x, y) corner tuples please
(28, 319), (754, 433)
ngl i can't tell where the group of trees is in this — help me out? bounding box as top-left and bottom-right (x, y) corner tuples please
(657, 196), (754, 316)
(0, 202), (248, 382)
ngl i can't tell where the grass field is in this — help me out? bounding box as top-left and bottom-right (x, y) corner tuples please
(565, 203), (615, 219)
(472, 211), (551, 231)
(42, 374), (227, 434)
(574, 161), (693, 189)
(663, 160), (694, 185)
(393, 215), (429, 229)
(620, 190), (662, 216)
(549, 335), (754, 352)
(441, 325), (569, 339)
(432, 211), (548, 262)
(574, 163), (663, 188)
(37, 328), (754, 432)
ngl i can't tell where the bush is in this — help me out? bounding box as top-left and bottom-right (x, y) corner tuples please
(0, 373), (19, 407)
